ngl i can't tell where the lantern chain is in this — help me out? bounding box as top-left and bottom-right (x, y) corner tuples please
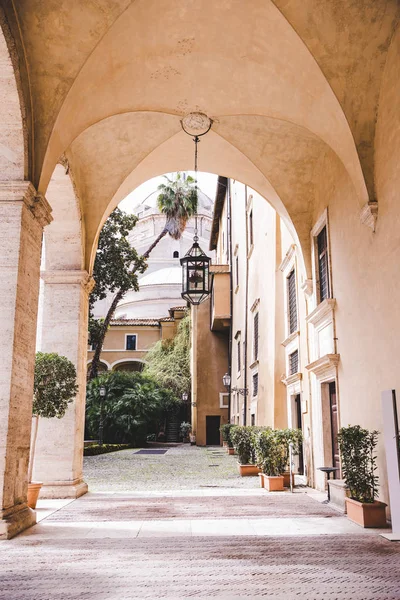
(193, 135), (199, 242)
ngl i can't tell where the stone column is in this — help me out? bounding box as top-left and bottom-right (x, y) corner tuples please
(33, 270), (93, 499)
(0, 182), (52, 539)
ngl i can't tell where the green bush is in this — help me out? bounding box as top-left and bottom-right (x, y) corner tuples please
(255, 429), (287, 476)
(84, 443), (131, 456)
(276, 428), (303, 472)
(230, 426), (258, 464)
(180, 422), (191, 438)
(337, 425), (379, 503)
(220, 423), (235, 447)
(34, 352), (78, 418)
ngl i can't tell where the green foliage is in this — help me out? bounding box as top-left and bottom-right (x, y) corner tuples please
(84, 444), (132, 456)
(337, 425), (379, 503)
(157, 173), (198, 239)
(230, 426), (257, 465)
(86, 371), (181, 446)
(255, 429), (287, 476)
(275, 428), (303, 471)
(33, 352), (78, 418)
(220, 423), (235, 446)
(180, 422), (191, 438)
(144, 314), (191, 397)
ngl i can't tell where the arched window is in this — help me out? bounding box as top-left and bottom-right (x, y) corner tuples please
(173, 251), (179, 258)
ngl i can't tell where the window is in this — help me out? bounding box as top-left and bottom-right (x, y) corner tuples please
(237, 340), (241, 372)
(253, 313), (259, 360)
(289, 350), (299, 375)
(253, 372), (259, 397)
(317, 226), (330, 302)
(126, 335), (137, 351)
(251, 414), (255, 426)
(173, 251), (179, 258)
(235, 255), (239, 288)
(287, 269), (297, 334)
(249, 209), (254, 248)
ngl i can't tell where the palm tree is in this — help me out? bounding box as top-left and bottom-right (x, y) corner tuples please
(89, 173), (198, 380)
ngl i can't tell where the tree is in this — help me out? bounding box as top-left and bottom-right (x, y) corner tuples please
(29, 352), (78, 483)
(85, 371), (180, 445)
(88, 174), (198, 380)
(144, 313), (191, 398)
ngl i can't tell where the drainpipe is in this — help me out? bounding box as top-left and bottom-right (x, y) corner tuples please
(191, 305), (198, 437)
(243, 185), (249, 425)
(227, 180), (233, 422)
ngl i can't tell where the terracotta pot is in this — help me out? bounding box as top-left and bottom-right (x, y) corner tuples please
(259, 473), (284, 491)
(27, 482), (42, 509)
(228, 447), (235, 455)
(283, 472), (295, 488)
(345, 498), (387, 528)
(237, 463), (261, 477)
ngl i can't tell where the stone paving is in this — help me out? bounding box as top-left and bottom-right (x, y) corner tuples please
(1, 445), (400, 599)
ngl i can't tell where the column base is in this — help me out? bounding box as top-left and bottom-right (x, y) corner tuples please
(0, 504), (37, 540)
(39, 479), (88, 499)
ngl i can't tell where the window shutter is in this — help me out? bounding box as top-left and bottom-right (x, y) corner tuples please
(237, 340), (241, 372)
(254, 313), (259, 360)
(317, 227), (330, 302)
(288, 269), (297, 334)
(253, 372), (259, 397)
(289, 350), (299, 375)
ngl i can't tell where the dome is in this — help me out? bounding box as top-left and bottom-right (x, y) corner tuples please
(133, 187), (213, 218)
(137, 266), (182, 286)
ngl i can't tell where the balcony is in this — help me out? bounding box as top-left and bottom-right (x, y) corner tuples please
(210, 265), (231, 331)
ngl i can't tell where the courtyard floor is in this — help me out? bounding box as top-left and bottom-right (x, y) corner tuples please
(1, 446), (400, 599)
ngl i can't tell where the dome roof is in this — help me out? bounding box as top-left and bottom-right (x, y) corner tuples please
(138, 266), (182, 286)
(133, 187), (213, 218)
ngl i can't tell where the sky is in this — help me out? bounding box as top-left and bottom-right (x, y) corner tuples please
(119, 171), (218, 214)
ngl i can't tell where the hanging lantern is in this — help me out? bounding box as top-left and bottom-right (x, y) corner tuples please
(180, 112), (213, 306)
(180, 241), (211, 305)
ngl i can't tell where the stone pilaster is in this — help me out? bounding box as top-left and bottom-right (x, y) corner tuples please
(0, 182), (52, 539)
(33, 270), (94, 499)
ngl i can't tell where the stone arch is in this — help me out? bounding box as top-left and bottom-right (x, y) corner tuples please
(111, 359), (145, 373)
(87, 359), (110, 373)
(0, 10), (27, 181)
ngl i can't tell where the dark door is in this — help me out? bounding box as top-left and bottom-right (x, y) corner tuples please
(294, 394), (304, 475)
(329, 382), (340, 476)
(206, 416), (221, 445)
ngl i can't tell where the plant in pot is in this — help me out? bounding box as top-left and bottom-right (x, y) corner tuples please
(180, 421), (191, 443)
(230, 426), (260, 476)
(28, 352), (78, 509)
(337, 425), (387, 527)
(255, 428), (287, 491)
(277, 428), (303, 488)
(220, 423), (235, 453)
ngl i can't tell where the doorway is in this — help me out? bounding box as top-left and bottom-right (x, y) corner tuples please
(294, 394), (304, 475)
(329, 382), (340, 476)
(206, 416), (221, 445)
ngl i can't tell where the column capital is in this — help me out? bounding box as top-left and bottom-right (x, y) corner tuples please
(41, 269), (95, 294)
(0, 181), (53, 227)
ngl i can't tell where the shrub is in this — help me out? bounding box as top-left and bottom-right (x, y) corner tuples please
(34, 352), (78, 418)
(180, 422), (191, 438)
(84, 443), (131, 456)
(230, 426), (257, 465)
(276, 428), (303, 472)
(220, 423), (235, 447)
(337, 425), (379, 503)
(255, 429), (287, 476)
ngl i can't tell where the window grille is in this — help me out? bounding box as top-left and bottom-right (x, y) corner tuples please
(173, 251), (179, 258)
(236, 255), (239, 287)
(249, 210), (254, 247)
(288, 269), (297, 334)
(237, 340), (241, 372)
(126, 335), (137, 351)
(254, 313), (259, 360)
(317, 226), (330, 302)
(253, 372), (259, 397)
(289, 350), (299, 375)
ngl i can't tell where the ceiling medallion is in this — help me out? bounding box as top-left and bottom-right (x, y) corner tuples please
(181, 112), (212, 137)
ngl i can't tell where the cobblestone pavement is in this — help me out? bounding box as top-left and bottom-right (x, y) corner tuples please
(83, 445), (260, 491)
(1, 446), (399, 599)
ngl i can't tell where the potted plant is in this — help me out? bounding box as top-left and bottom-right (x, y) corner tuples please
(189, 432), (196, 445)
(277, 428), (303, 487)
(337, 425), (387, 527)
(180, 421), (191, 443)
(255, 429), (286, 491)
(230, 426), (260, 476)
(28, 352), (78, 508)
(220, 423), (234, 451)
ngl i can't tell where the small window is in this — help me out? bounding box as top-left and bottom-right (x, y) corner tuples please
(249, 210), (254, 247)
(251, 414), (255, 426)
(173, 251), (179, 258)
(237, 340), (241, 372)
(236, 256), (239, 288)
(126, 335), (137, 351)
(289, 350), (299, 375)
(253, 313), (259, 360)
(317, 226), (330, 302)
(253, 373), (259, 397)
(287, 269), (297, 335)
